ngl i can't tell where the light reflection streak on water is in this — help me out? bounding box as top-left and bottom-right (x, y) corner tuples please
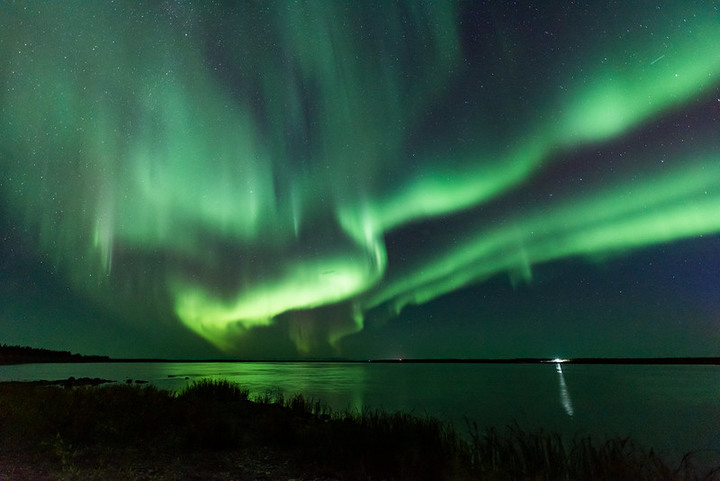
(556, 362), (574, 417)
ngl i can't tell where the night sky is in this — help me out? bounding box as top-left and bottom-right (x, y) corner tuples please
(1, 2), (719, 360)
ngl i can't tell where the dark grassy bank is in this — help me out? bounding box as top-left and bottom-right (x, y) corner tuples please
(0, 379), (717, 481)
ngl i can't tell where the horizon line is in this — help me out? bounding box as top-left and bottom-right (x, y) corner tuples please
(105, 356), (720, 365)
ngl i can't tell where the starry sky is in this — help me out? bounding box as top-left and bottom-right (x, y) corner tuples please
(1, 1), (719, 360)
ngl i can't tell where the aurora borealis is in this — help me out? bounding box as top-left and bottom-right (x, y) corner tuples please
(1, 2), (719, 359)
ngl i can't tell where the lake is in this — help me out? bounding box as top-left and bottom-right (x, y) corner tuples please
(2, 361), (718, 467)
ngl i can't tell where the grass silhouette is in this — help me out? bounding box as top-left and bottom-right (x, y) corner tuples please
(0, 379), (717, 480)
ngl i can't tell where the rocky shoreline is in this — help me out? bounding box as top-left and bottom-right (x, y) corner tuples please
(0, 447), (339, 481)
(1, 377), (116, 387)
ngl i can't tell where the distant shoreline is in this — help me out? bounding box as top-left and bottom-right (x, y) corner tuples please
(108, 357), (720, 365)
(2, 345), (719, 366)
(0, 344), (111, 365)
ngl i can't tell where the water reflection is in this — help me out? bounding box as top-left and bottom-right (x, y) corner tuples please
(161, 362), (367, 412)
(556, 362), (574, 417)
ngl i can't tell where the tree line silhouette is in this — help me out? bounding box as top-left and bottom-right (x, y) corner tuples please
(0, 344), (110, 365)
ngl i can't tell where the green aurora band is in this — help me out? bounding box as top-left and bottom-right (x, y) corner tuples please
(1, 2), (719, 354)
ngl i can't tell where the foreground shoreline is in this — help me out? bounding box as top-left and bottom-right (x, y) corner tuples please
(1, 379), (718, 481)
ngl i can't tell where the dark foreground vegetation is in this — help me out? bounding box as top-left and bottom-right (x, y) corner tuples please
(0, 380), (717, 481)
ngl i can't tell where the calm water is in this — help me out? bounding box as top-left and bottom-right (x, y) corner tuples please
(2, 362), (719, 466)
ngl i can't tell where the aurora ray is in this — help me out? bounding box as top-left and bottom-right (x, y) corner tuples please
(0, 1), (718, 358)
